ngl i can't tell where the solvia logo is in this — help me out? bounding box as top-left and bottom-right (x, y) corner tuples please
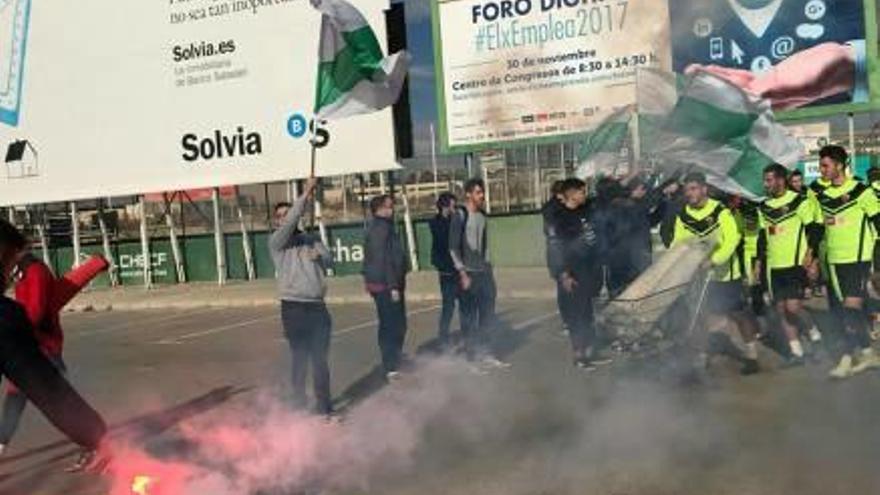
(181, 127), (262, 162)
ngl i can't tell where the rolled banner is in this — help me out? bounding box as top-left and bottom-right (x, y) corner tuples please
(51, 255), (110, 312)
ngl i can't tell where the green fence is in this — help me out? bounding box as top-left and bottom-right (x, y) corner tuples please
(47, 213), (546, 286)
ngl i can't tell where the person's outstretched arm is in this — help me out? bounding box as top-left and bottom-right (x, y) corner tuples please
(269, 178), (318, 252)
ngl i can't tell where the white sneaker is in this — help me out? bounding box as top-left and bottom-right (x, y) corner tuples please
(322, 412), (344, 425)
(808, 328), (822, 343)
(829, 355), (854, 380)
(852, 349), (880, 375)
(0, 443), (6, 456)
(385, 371), (402, 383)
(464, 363), (489, 375)
(480, 356), (511, 369)
(65, 447), (112, 473)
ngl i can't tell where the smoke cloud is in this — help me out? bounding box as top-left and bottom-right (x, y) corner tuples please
(104, 350), (879, 495)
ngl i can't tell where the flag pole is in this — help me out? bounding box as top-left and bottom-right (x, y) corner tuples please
(310, 135), (318, 178)
(309, 122), (318, 230)
(848, 112), (856, 157)
(630, 107), (641, 170)
(309, 119), (330, 247)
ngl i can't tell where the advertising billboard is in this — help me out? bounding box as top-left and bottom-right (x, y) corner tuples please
(431, 0), (672, 152)
(0, 0), (398, 207)
(432, 0), (879, 151)
(669, 0), (879, 120)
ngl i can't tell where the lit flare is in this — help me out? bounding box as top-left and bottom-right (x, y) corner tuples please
(131, 475), (158, 495)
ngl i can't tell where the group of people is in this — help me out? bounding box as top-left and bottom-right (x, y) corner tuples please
(270, 178), (508, 417)
(273, 143), (880, 416)
(541, 144), (880, 380)
(540, 173), (673, 370)
(676, 145), (880, 380)
(0, 144), (878, 464)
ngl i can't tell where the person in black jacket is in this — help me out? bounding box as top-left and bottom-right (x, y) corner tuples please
(363, 195), (409, 381)
(592, 177), (627, 297)
(543, 181), (566, 277)
(659, 181), (685, 249)
(543, 181), (567, 335)
(547, 179), (610, 369)
(429, 192), (460, 348)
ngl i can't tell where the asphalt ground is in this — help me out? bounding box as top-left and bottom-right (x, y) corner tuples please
(0, 300), (878, 495)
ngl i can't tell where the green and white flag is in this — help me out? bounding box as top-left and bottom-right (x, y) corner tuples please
(574, 106), (632, 179)
(312, 0), (409, 121)
(637, 68), (802, 199)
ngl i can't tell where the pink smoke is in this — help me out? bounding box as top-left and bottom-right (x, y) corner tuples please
(102, 357), (481, 494)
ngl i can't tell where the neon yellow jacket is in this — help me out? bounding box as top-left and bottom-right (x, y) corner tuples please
(758, 190), (817, 270)
(672, 198), (742, 282)
(816, 178), (880, 264)
(735, 207), (760, 284)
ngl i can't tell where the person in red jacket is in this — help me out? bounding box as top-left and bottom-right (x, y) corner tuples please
(0, 220), (110, 472)
(0, 249), (67, 453)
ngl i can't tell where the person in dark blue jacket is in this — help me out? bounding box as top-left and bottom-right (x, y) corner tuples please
(593, 177), (636, 298)
(546, 179), (609, 370)
(429, 192), (460, 348)
(363, 195), (409, 380)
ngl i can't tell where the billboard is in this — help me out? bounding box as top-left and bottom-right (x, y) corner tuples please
(669, 0), (879, 120)
(0, 0), (30, 127)
(431, 0), (672, 152)
(432, 0), (879, 151)
(0, 0), (398, 207)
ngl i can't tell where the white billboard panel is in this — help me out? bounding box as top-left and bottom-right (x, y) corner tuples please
(0, 0), (399, 207)
(432, 0), (671, 152)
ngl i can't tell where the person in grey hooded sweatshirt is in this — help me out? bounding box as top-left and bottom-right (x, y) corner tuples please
(270, 177), (335, 416)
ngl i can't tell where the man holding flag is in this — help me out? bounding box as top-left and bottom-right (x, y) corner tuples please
(266, 0), (408, 415)
(271, 178), (336, 416)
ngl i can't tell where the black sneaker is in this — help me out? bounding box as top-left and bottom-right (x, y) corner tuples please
(783, 356), (806, 368)
(740, 359), (760, 376)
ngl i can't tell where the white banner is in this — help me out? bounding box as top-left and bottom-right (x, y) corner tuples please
(0, 0), (398, 207)
(432, 0), (671, 151)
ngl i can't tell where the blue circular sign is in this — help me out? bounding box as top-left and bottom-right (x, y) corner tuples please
(287, 113), (308, 139)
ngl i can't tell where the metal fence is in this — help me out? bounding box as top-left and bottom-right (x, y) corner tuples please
(5, 127), (879, 287)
